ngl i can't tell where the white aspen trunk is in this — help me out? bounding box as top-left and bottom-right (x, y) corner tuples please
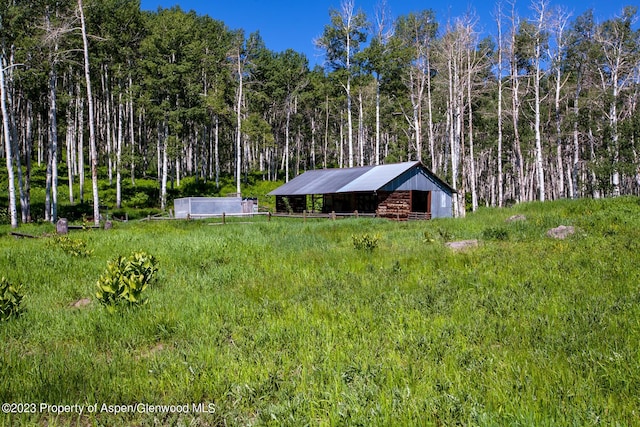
(311, 116), (317, 169)
(0, 53), (18, 228)
(209, 117), (214, 180)
(160, 122), (168, 210)
(116, 92), (123, 209)
(128, 75), (135, 186)
(496, 5), (504, 207)
(358, 90), (364, 166)
(48, 67), (59, 222)
(6, 52), (27, 223)
(77, 94), (85, 203)
(533, 2), (546, 202)
(534, 58), (545, 202)
(426, 49), (435, 170)
(156, 125), (161, 184)
(103, 67), (113, 185)
(346, 21), (354, 169)
(375, 77), (380, 165)
(24, 100), (33, 222)
(324, 94), (329, 169)
(447, 55), (458, 217)
(346, 76), (353, 167)
(510, 37), (525, 201)
(339, 117), (344, 168)
(285, 98), (290, 182)
(412, 92), (421, 162)
(589, 128), (600, 198)
(78, 0), (100, 225)
(66, 92), (75, 204)
(235, 55), (243, 196)
(37, 114), (43, 166)
(214, 114), (220, 188)
(571, 87), (580, 199)
(611, 70), (620, 196)
(295, 127), (301, 176)
(467, 49), (478, 212)
(554, 66), (564, 198)
(176, 157), (180, 187)
(550, 10), (570, 199)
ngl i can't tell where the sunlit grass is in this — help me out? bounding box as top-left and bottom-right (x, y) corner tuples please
(1, 197), (639, 425)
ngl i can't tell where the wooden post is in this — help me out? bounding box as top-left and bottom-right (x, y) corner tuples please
(331, 211), (336, 220)
(268, 212), (272, 222)
(354, 210), (358, 218)
(222, 212), (226, 225)
(303, 210), (307, 222)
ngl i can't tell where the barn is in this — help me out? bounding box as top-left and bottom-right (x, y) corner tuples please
(268, 161), (455, 219)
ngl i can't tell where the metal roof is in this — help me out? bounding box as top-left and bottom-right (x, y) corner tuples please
(339, 162), (418, 192)
(269, 161), (450, 196)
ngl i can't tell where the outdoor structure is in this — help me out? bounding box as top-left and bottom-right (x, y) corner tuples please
(173, 197), (257, 219)
(268, 161), (455, 219)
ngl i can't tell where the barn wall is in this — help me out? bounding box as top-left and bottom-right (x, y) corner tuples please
(381, 167), (453, 218)
(431, 191), (453, 218)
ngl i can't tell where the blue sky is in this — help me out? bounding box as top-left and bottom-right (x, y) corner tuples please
(139, 0), (637, 67)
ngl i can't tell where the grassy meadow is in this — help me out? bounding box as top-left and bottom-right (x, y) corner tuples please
(1, 196), (639, 425)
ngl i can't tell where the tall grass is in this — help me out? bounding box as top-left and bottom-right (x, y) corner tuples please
(1, 197), (639, 425)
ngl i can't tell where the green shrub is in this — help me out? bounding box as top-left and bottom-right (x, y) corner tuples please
(0, 277), (24, 321)
(124, 191), (151, 209)
(48, 235), (94, 257)
(96, 251), (158, 310)
(423, 230), (437, 243)
(352, 233), (380, 251)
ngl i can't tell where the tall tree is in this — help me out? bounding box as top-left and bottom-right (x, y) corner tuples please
(78, 0), (100, 225)
(530, 0), (549, 202)
(360, 0), (393, 165)
(393, 10), (438, 165)
(315, 0), (368, 168)
(548, 5), (572, 198)
(495, 2), (506, 207)
(0, 49), (17, 228)
(565, 10), (597, 198)
(508, 3), (526, 202)
(595, 6), (639, 197)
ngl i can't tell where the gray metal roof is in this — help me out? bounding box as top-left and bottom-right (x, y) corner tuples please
(339, 162), (418, 192)
(268, 161), (440, 196)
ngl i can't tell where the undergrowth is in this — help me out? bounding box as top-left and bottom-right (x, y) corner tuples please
(0, 196), (639, 425)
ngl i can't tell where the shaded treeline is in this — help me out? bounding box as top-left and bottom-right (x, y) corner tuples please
(1, 0), (639, 226)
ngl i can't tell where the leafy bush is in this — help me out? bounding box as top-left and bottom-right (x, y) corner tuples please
(96, 251), (158, 310)
(124, 191), (151, 209)
(423, 230), (437, 243)
(352, 233), (380, 251)
(0, 277), (24, 321)
(49, 236), (94, 257)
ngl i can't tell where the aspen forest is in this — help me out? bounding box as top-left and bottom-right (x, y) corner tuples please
(1, 0), (639, 228)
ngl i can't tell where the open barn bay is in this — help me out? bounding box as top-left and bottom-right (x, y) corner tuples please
(1, 197), (639, 426)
